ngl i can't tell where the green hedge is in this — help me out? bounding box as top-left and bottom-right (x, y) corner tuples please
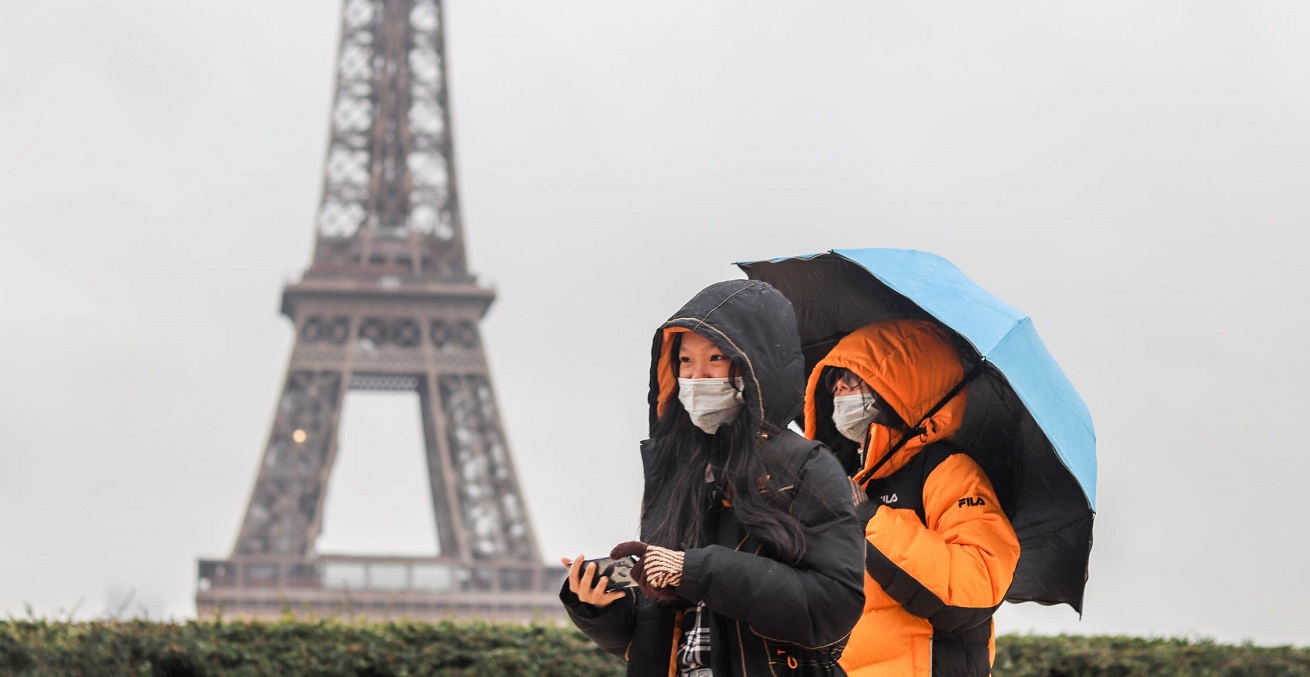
(995, 634), (1310, 677)
(0, 619), (624, 677)
(2, 620), (1308, 676)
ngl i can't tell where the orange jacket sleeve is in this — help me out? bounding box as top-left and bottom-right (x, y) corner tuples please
(863, 454), (1019, 632)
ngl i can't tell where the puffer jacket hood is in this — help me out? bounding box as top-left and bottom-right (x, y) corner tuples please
(649, 279), (804, 435)
(804, 319), (967, 481)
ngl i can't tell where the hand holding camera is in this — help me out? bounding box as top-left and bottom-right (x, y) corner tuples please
(563, 539), (688, 606)
(560, 553), (637, 608)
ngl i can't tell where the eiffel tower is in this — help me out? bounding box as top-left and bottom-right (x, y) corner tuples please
(196, 0), (563, 622)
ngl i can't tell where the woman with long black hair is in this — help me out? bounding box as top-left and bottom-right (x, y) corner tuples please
(560, 280), (864, 676)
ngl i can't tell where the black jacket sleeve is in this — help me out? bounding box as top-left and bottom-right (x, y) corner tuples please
(560, 584), (637, 659)
(676, 443), (865, 648)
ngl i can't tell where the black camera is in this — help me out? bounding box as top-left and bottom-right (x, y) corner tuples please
(585, 555), (638, 592)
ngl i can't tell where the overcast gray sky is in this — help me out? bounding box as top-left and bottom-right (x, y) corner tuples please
(3, 0), (1308, 647)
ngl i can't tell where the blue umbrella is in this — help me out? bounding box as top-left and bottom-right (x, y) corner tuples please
(739, 247), (1095, 612)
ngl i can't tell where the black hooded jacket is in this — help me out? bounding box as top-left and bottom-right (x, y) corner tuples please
(562, 280), (865, 676)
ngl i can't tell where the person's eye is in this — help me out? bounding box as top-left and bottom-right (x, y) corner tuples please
(710, 354), (725, 361)
(679, 356), (691, 363)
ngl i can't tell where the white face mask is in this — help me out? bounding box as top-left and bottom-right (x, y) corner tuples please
(832, 394), (878, 445)
(677, 377), (745, 434)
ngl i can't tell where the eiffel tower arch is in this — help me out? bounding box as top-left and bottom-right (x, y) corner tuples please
(196, 0), (564, 622)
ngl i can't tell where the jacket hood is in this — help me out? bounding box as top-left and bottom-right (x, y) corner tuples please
(649, 280), (805, 435)
(804, 319), (967, 480)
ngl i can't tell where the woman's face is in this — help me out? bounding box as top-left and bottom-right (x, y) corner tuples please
(827, 368), (904, 429)
(678, 331), (732, 379)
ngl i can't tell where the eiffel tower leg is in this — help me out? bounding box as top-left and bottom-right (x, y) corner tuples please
(236, 368), (346, 558)
(436, 371), (539, 561)
(419, 371), (466, 559)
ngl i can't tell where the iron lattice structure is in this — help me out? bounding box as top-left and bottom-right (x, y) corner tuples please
(197, 0), (563, 622)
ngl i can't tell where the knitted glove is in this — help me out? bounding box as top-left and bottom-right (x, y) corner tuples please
(852, 478), (882, 524)
(850, 477), (867, 508)
(610, 541), (685, 601)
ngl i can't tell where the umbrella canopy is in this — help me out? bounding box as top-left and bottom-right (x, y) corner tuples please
(739, 248), (1095, 612)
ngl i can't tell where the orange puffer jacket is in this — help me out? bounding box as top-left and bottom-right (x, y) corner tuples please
(803, 319), (1020, 677)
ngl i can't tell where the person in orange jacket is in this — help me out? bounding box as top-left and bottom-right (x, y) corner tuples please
(803, 319), (1020, 677)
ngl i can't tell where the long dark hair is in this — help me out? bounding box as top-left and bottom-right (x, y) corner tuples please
(641, 335), (809, 563)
